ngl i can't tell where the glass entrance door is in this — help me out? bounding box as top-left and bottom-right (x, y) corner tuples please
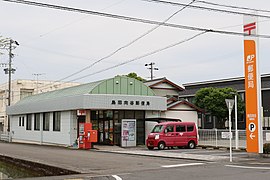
(97, 110), (114, 145)
(104, 119), (113, 144)
(99, 119), (114, 145)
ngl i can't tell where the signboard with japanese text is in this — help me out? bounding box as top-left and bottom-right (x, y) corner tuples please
(244, 15), (263, 153)
(121, 119), (136, 147)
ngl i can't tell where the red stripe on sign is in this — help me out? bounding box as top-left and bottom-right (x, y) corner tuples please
(244, 22), (256, 29)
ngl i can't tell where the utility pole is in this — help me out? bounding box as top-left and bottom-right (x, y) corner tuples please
(8, 39), (12, 106)
(33, 73), (45, 93)
(1, 38), (19, 132)
(7, 39), (19, 106)
(145, 62), (158, 80)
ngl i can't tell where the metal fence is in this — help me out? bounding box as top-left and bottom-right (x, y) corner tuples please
(0, 131), (11, 142)
(198, 129), (270, 149)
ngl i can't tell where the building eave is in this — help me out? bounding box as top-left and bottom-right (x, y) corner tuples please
(7, 94), (167, 115)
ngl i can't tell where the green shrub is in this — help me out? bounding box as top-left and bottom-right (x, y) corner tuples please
(263, 143), (270, 154)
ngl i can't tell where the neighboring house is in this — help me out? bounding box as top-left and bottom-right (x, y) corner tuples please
(7, 76), (166, 146)
(178, 74), (270, 130)
(144, 77), (184, 98)
(144, 77), (202, 127)
(161, 100), (203, 127)
(0, 79), (80, 132)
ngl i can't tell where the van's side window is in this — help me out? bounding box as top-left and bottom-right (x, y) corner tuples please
(176, 125), (185, 132)
(187, 125), (194, 132)
(165, 125), (174, 133)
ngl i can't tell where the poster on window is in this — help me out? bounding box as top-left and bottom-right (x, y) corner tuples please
(121, 119), (136, 147)
(128, 121), (135, 141)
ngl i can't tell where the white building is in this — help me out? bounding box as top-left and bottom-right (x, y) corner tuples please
(7, 76), (166, 146)
(0, 79), (80, 132)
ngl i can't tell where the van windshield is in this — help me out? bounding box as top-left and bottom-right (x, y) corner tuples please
(151, 125), (164, 133)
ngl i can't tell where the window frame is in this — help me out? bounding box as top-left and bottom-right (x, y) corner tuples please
(26, 114), (32, 130)
(22, 116), (24, 127)
(176, 125), (186, 132)
(165, 125), (174, 133)
(53, 112), (61, 132)
(187, 125), (194, 132)
(34, 113), (40, 131)
(18, 117), (21, 127)
(43, 112), (50, 131)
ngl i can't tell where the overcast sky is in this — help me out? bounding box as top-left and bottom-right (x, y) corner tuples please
(0, 0), (269, 86)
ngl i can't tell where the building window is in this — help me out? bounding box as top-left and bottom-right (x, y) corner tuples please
(43, 112), (50, 131)
(19, 117), (21, 127)
(34, 113), (40, 131)
(19, 116), (25, 127)
(26, 114), (32, 130)
(205, 114), (212, 123)
(53, 112), (61, 131)
(22, 116), (24, 126)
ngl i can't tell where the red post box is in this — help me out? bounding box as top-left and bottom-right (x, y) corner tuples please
(78, 123), (97, 149)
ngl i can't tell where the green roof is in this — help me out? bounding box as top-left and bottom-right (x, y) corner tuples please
(16, 76), (155, 105)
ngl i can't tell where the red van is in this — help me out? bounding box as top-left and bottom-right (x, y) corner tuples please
(146, 122), (198, 150)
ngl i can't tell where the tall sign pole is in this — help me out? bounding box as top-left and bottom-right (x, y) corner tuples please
(243, 15), (263, 153)
(226, 99), (235, 162)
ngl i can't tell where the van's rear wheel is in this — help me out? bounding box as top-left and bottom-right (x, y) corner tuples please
(158, 142), (165, 150)
(188, 141), (196, 149)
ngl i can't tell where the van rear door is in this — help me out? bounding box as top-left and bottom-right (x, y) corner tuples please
(175, 124), (187, 146)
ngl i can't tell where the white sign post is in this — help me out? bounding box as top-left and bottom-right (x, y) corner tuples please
(234, 94), (239, 150)
(225, 99), (235, 162)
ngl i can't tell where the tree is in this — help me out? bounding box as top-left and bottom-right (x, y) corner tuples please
(125, 72), (146, 82)
(194, 87), (244, 122)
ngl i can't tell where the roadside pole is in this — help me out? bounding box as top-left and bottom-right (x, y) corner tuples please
(235, 94), (239, 150)
(226, 99), (235, 162)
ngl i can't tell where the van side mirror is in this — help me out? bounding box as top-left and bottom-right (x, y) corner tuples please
(164, 129), (168, 134)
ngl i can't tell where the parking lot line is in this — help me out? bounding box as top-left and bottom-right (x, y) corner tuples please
(225, 165), (270, 170)
(161, 162), (205, 168)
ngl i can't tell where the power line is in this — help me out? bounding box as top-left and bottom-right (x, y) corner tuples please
(4, 0), (270, 86)
(196, 0), (270, 14)
(141, 0), (270, 19)
(33, 0), (196, 90)
(68, 32), (207, 82)
(3, 0), (270, 39)
(24, 0), (127, 44)
(3, 0), (270, 90)
(52, 0), (196, 82)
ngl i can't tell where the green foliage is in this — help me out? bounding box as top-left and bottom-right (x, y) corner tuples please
(194, 87), (244, 119)
(125, 72), (146, 82)
(263, 143), (270, 154)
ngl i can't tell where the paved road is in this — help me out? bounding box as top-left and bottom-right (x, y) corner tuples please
(1, 142), (270, 180)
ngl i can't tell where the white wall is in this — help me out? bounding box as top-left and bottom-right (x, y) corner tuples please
(145, 121), (158, 141)
(161, 104), (198, 125)
(10, 110), (77, 146)
(145, 110), (161, 119)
